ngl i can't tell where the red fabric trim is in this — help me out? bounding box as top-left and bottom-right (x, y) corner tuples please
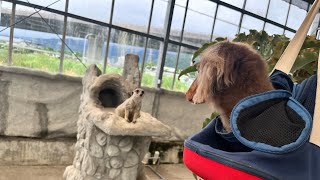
(183, 147), (263, 180)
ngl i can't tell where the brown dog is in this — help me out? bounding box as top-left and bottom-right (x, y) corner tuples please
(186, 41), (274, 132)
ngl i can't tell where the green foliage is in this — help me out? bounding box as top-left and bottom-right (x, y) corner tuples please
(202, 112), (220, 128)
(179, 30), (319, 83)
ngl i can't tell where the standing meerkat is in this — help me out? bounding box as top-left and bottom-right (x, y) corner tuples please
(115, 88), (144, 123)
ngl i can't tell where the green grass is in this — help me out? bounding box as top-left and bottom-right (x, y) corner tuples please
(0, 48), (189, 92)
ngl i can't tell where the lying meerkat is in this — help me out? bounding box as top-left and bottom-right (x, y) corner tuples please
(115, 88), (144, 123)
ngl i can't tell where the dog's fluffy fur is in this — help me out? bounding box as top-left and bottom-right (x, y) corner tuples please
(186, 41), (274, 132)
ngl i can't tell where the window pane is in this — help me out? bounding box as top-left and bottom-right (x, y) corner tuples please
(286, 4), (307, 30)
(213, 6), (241, 39)
(220, 0), (244, 8)
(267, 0), (289, 25)
(161, 44), (179, 90)
(19, 0), (66, 11)
(284, 30), (295, 39)
(264, 23), (284, 35)
(309, 13), (320, 35)
(170, 0), (187, 41)
(150, 0), (168, 36)
(213, 20), (238, 39)
(240, 15), (264, 34)
(174, 46), (195, 92)
(64, 18), (109, 75)
(107, 29), (146, 74)
(216, 6), (241, 25)
(69, 0), (112, 22)
(0, 1), (12, 65)
(113, 0), (152, 33)
(12, 5), (64, 73)
(141, 39), (161, 88)
(182, 0), (216, 46)
(245, 0), (269, 17)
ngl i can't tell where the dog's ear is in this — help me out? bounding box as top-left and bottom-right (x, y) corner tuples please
(186, 77), (198, 102)
(222, 54), (238, 89)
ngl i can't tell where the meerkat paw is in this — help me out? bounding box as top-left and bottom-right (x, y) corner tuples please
(132, 119), (137, 124)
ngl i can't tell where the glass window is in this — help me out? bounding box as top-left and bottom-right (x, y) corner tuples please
(220, 0), (244, 8)
(69, 0), (112, 23)
(173, 46), (195, 92)
(170, 0), (187, 41)
(113, 0), (152, 33)
(150, 0), (168, 36)
(286, 4), (307, 30)
(64, 18), (109, 75)
(107, 29), (146, 74)
(308, 13), (320, 35)
(0, 1), (12, 65)
(240, 15), (264, 34)
(267, 0), (289, 25)
(284, 30), (295, 39)
(264, 23), (284, 35)
(245, 0), (269, 17)
(182, 0), (217, 46)
(12, 5), (64, 73)
(161, 43), (179, 90)
(213, 6), (241, 39)
(141, 39), (161, 88)
(19, 0), (66, 11)
(216, 5), (241, 25)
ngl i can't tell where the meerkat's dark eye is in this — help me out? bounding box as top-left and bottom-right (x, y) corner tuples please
(135, 89), (139, 93)
(141, 90), (144, 94)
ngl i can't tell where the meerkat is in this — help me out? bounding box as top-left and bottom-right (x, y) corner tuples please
(115, 88), (144, 123)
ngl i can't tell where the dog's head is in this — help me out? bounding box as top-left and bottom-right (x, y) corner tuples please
(186, 41), (271, 105)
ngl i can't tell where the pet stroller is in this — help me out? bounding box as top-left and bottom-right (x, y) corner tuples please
(183, 0), (320, 179)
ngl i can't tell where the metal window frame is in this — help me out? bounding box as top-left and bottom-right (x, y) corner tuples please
(59, 0), (69, 73)
(139, 0), (155, 87)
(237, 0), (247, 33)
(3, 0), (312, 91)
(8, 2), (15, 65)
(171, 0), (189, 90)
(103, 0), (115, 73)
(154, 0), (175, 88)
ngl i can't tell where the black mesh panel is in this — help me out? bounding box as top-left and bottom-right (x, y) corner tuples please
(237, 98), (305, 147)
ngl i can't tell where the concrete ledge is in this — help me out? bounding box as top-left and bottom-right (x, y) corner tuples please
(0, 137), (75, 165)
(0, 65), (82, 82)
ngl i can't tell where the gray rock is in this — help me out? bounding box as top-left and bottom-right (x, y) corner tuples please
(124, 151), (139, 168)
(81, 151), (97, 176)
(96, 133), (107, 146)
(109, 168), (121, 179)
(105, 145), (120, 157)
(110, 157), (124, 169)
(105, 160), (111, 169)
(119, 137), (133, 152)
(89, 141), (103, 158)
(121, 166), (138, 180)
